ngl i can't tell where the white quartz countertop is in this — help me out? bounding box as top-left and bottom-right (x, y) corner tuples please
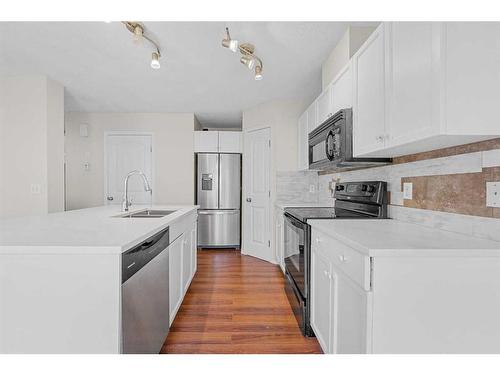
(0, 205), (198, 254)
(309, 219), (500, 257)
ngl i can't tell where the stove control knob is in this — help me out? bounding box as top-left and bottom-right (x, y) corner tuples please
(361, 184), (368, 192)
(367, 185), (376, 193)
(336, 185), (345, 191)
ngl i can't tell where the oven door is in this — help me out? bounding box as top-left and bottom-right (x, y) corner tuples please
(283, 213), (309, 298)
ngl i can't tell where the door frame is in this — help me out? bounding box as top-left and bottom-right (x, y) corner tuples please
(241, 125), (273, 263)
(103, 131), (155, 206)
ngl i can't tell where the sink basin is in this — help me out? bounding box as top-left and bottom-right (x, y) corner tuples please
(120, 209), (176, 218)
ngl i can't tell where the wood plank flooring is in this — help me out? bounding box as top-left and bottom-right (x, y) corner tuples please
(161, 249), (322, 354)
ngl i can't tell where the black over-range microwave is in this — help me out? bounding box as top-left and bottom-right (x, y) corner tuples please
(308, 108), (391, 171)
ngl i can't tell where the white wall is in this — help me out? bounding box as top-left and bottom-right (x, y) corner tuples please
(64, 112), (196, 210)
(322, 25), (378, 89)
(242, 98), (309, 263)
(0, 75), (64, 218)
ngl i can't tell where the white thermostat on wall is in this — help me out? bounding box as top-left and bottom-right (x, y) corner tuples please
(486, 182), (500, 207)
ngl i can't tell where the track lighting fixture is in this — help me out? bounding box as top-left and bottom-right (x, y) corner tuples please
(240, 55), (255, 70)
(222, 27), (263, 80)
(151, 52), (161, 69)
(221, 27), (239, 52)
(122, 21), (162, 70)
(254, 65), (263, 81)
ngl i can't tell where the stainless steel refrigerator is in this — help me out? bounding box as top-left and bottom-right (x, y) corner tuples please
(196, 153), (241, 248)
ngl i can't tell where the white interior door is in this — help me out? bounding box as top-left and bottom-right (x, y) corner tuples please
(105, 133), (153, 206)
(242, 127), (271, 262)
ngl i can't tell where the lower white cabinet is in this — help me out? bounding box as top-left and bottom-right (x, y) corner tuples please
(274, 206), (285, 273)
(169, 220), (197, 325)
(310, 245), (334, 353)
(311, 237), (370, 354)
(310, 226), (500, 354)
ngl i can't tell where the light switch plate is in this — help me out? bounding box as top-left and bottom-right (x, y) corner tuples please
(30, 184), (41, 194)
(486, 182), (500, 207)
(403, 182), (413, 200)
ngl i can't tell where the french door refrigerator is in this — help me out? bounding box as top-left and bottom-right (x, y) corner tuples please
(196, 153), (241, 248)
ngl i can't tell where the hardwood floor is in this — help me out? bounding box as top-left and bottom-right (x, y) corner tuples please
(161, 249), (322, 354)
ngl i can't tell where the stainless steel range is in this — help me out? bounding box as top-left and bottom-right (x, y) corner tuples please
(283, 181), (388, 336)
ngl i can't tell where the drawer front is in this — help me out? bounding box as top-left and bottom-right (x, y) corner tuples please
(170, 211), (197, 241)
(311, 228), (370, 291)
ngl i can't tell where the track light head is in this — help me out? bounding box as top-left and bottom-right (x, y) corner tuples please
(151, 52), (161, 69)
(240, 55), (255, 70)
(222, 27), (239, 52)
(254, 65), (263, 81)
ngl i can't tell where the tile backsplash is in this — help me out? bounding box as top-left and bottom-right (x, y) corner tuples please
(316, 138), (500, 241)
(276, 171), (330, 205)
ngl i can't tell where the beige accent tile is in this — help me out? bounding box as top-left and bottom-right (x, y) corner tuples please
(394, 138), (500, 164)
(401, 171), (494, 218)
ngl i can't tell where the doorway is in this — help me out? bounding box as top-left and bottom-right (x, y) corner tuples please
(104, 132), (153, 206)
(242, 127), (272, 262)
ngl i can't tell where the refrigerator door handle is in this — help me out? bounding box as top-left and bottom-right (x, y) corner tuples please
(198, 210), (239, 215)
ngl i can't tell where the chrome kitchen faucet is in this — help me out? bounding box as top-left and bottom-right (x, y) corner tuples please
(122, 170), (152, 212)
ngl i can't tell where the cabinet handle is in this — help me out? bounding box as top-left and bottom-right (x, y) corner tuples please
(338, 254), (349, 263)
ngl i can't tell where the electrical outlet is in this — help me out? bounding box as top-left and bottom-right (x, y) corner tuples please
(403, 182), (413, 200)
(30, 184), (41, 194)
(84, 162), (90, 171)
(486, 182), (500, 207)
(309, 184), (315, 193)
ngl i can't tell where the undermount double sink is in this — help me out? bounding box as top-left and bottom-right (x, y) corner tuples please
(119, 209), (177, 218)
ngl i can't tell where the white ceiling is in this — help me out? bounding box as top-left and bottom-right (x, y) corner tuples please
(0, 22), (359, 128)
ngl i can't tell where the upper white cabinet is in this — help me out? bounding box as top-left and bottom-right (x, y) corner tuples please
(353, 22), (500, 157)
(297, 111), (309, 170)
(306, 102), (318, 135)
(194, 131), (219, 153)
(316, 88), (333, 126)
(331, 63), (352, 115)
(194, 131), (242, 153)
(218, 131), (243, 153)
(352, 23), (388, 156)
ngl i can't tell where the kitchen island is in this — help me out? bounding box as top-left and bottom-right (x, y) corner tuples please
(0, 205), (198, 354)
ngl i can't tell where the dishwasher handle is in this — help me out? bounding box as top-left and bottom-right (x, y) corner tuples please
(122, 227), (170, 284)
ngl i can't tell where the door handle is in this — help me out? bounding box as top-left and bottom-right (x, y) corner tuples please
(246, 198), (252, 202)
(107, 196), (114, 201)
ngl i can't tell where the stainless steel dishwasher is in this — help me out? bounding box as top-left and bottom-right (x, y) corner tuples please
(121, 227), (170, 354)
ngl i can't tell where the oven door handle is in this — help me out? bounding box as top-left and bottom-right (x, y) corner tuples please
(284, 213), (307, 229)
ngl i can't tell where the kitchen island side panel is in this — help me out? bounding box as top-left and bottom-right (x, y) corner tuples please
(0, 252), (121, 353)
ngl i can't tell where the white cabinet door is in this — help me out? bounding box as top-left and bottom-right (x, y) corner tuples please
(331, 63), (353, 115)
(311, 246), (334, 354)
(194, 131), (219, 153)
(182, 231), (192, 294)
(306, 101), (318, 135)
(297, 111), (309, 170)
(352, 24), (388, 156)
(444, 22), (500, 135)
(316, 88), (333, 126)
(274, 208), (285, 273)
(386, 22), (440, 149)
(218, 131), (242, 153)
(190, 222), (197, 277)
(335, 269), (370, 354)
(168, 235), (183, 325)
